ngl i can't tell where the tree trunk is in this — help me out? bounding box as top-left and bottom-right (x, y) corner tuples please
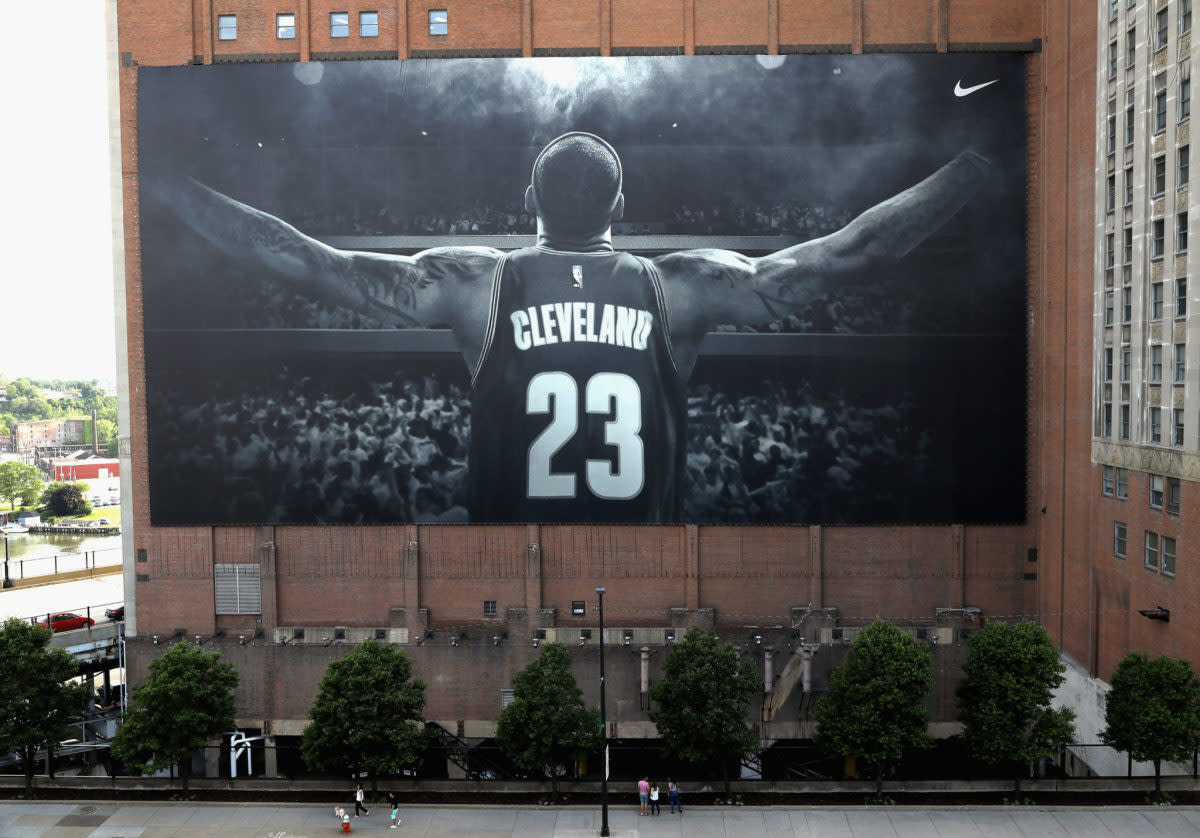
(1014, 774), (1021, 796)
(180, 754), (191, 792)
(722, 759), (731, 797)
(1154, 759), (1162, 794)
(22, 746), (35, 796)
(876, 765), (884, 799)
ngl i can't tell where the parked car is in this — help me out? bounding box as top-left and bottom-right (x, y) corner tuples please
(98, 518), (111, 526)
(36, 613), (95, 632)
(105, 605), (124, 622)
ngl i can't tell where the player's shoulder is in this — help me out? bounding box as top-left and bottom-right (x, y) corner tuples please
(413, 246), (504, 283)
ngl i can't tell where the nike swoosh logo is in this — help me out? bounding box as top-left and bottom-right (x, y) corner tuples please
(954, 79), (999, 97)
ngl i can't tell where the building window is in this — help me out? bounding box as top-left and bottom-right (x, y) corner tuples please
(1122, 347), (1131, 381)
(1124, 227), (1133, 263)
(1115, 521), (1128, 557)
(1106, 291), (1115, 325)
(1179, 212), (1189, 251)
(1157, 8), (1170, 49)
(1150, 406), (1162, 442)
(1125, 105), (1135, 146)
(1108, 112), (1118, 154)
(1184, 0), (1194, 35)
(483, 599), (497, 617)
(1110, 40), (1120, 79)
(1167, 476), (1182, 512)
(1175, 343), (1187, 381)
(360, 11), (378, 36)
(1117, 467), (1129, 498)
(1153, 219), (1166, 258)
(330, 12), (349, 37)
(1150, 474), (1165, 508)
(1125, 166), (1135, 204)
(1156, 89), (1168, 133)
(1175, 408), (1186, 445)
(1161, 536), (1176, 575)
(1183, 78), (1193, 122)
(1151, 344), (1164, 380)
(1128, 26), (1138, 67)
(1153, 281), (1165, 318)
(1104, 402), (1114, 436)
(1105, 347), (1114, 381)
(1103, 465), (1116, 495)
(1106, 233), (1116, 268)
(1155, 155), (1167, 195)
(1145, 531), (1159, 569)
(1107, 174), (1117, 212)
(1121, 404), (1131, 439)
(429, 9), (448, 35)
(276, 13), (295, 39)
(214, 563), (262, 614)
(1178, 278), (1188, 316)
(217, 14), (237, 40)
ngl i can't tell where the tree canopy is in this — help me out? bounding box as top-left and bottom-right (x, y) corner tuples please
(301, 641), (427, 791)
(111, 641), (239, 790)
(814, 619), (934, 792)
(956, 621), (1075, 789)
(40, 482), (91, 517)
(1102, 652), (1200, 794)
(496, 642), (598, 795)
(0, 461), (44, 510)
(648, 627), (760, 793)
(0, 618), (91, 793)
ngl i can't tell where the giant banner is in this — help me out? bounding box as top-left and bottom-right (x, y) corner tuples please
(139, 54), (1027, 526)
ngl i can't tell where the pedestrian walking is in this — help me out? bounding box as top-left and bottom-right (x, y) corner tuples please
(354, 782), (369, 817)
(668, 777), (682, 814)
(637, 776), (650, 815)
(649, 781), (661, 815)
(387, 790), (401, 828)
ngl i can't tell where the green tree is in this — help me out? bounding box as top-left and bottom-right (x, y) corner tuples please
(496, 643), (598, 797)
(815, 619), (934, 794)
(649, 627), (760, 795)
(0, 618), (91, 794)
(302, 641), (426, 793)
(0, 460), (44, 510)
(111, 641), (239, 790)
(40, 482), (90, 517)
(1102, 652), (1200, 796)
(956, 622), (1076, 792)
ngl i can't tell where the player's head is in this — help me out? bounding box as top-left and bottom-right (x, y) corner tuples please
(526, 132), (624, 238)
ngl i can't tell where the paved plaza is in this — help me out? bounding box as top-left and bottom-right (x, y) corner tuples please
(4, 802), (1200, 838)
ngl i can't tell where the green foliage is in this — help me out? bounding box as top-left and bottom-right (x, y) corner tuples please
(814, 619), (933, 788)
(301, 641), (426, 789)
(1102, 652), (1200, 793)
(649, 627), (760, 793)
(496, 643), (598, 795)
(0, 377), (116, 425)
(0, 461), (44, 510)
(111, 641), (239, 790)
(40, 483), (91, 517)
(956, 622), (1076, 781)
(0, 618), (92, 793)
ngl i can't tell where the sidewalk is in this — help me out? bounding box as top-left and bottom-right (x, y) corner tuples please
(4, 801), (1200, 837)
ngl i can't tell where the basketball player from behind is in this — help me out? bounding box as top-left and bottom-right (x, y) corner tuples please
(157, 132), (989, 523)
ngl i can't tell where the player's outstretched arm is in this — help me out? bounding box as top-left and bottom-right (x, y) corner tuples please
(657, 151), (991, 335)
(146, 177), (501, 328)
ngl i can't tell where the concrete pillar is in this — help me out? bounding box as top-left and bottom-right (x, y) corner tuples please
(204, 736), (222, 778)
(801, 647), (814, 693)
(763, 648), (774, 694)
(263, 736), (278, 777)
(640, 646), (650, 694)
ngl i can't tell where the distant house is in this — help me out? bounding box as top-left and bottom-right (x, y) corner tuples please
(51, 457), (120, 482)
(13, 418), (87, 452)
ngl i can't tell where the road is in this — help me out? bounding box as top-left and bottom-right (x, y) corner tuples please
(0, 572), (124, 624)
(4, 802), (1200, 838)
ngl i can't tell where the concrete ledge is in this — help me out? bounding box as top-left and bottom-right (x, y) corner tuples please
(4, 564), (122, 590)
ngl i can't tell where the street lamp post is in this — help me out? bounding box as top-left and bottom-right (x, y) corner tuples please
(597, 585), (609, 837)
(2, 534), (12, 589)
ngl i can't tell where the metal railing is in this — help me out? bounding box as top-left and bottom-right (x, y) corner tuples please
(6, 547), (121, 581)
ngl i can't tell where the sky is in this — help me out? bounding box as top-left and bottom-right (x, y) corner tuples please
(2, 0), (117, 388)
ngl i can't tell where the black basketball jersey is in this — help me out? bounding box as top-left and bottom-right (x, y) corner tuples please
(468, 245), (687, 523)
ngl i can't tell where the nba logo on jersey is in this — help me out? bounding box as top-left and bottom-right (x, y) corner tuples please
(571, 265), (583, 288)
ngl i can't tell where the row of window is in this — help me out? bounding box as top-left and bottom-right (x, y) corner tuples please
(216, 9), (448, 41)
(1109, 0), (1193, 42)
(1103, 466), (1183, 512)
(1114, 521), (1179, 575)
(1104, 214), (1188, 267)
(1102, 343), (1187, 383)
(1103, 279), (1187, 325)
(1106, 148), (1189, 213)
(1100, 401), (1189, 444)
(1106, 82), (1190, 155)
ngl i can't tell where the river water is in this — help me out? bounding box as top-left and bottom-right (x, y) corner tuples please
(2, 530), (123, 580)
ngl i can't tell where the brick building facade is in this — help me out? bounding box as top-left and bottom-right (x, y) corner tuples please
(111, 0), (1173, 768)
